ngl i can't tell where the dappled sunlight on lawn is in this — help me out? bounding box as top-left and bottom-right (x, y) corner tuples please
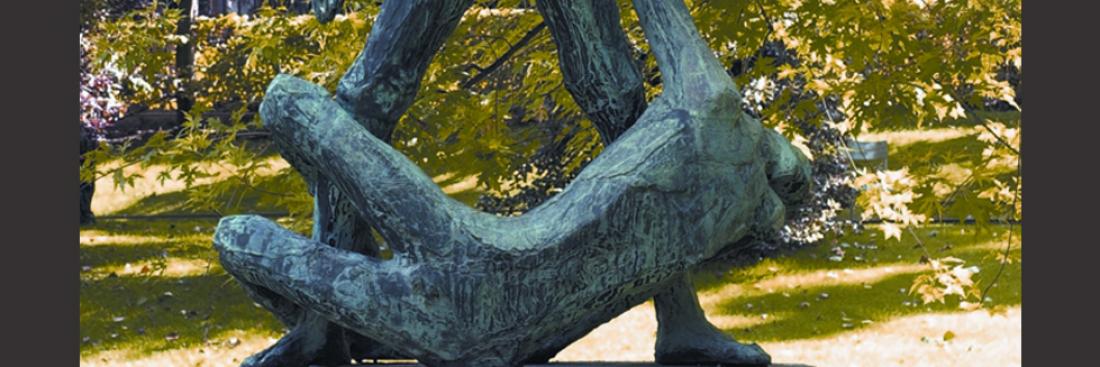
(697, 263), (927, 309)
(79, 270), (285, 357)
(91, 158), (290, 216)
(80, 219), (286, 359)
(94, 258), (217, 278)
(765, 307), (1021, 367)
(551, 225), (1021, 365)
(699, 226), (1020, 343)
(80, 216), (1019, 366)
(81, 330), (281, 367)
(551, 302), (1020, 366)
(80, 233), (172, 246)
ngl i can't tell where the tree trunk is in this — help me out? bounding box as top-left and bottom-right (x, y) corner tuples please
(80, 125), (98, 226)
(173, 0), (197, 114)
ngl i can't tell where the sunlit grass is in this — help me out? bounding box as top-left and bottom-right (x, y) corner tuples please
(79, 219), (285, 361)
(552, 225), (1021, 365)
(695, 226), (1021, 342)
(90, 158), (291, 216)
(763, 307), (1021, 366)
(90, 157), (487, 218)
(80, 218), (1020, 366)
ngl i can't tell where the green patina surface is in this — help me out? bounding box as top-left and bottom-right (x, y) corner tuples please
(211, 0), (814, 366)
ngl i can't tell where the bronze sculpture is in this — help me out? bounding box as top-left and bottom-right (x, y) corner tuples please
(214, 1), (812, 365)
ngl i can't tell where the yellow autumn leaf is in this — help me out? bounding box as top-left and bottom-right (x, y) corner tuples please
(811, 79), (830, 93)
(882, 222), (902, 241)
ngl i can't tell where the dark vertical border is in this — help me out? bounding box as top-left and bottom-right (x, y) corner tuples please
(0, 1), (1090, 366)
(1, 0), (78, 366)
(1024, 1), (1100, 365)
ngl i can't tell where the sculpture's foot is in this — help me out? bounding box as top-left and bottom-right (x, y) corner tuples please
(655, 329), (771, 367)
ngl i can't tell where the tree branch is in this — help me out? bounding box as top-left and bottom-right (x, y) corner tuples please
(976, 118), (1021, 156)
(460, 22), (547, 90)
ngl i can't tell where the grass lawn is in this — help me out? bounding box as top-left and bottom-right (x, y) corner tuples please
(80, 217), (1019, 366)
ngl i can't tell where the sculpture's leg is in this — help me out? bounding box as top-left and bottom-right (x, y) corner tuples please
(217, 228), (360, 367)
(309, 181), (413, 363)
(333, 0), (477, 139)
(653, 274), (771, 366)
(237, 307), (352, 367)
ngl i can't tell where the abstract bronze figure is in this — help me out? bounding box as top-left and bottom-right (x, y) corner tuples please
(213, 0), (812, 366)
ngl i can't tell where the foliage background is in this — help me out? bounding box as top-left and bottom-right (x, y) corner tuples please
(81, 0), (1020, 308)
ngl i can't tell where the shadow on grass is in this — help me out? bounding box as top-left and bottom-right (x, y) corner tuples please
(107, 166), (487, 218)
(80, 271), (285, 357)
(683, 225), (1021, 343)
(80, 219), (284, 357)
(707, 260), (1021, 343)
(111, 175), (290, 217)
(692, 225), (1018, 294)
(80, 218), (1020, 359)
(81, 238), (215, 270)
(82, 218), (222, 236)
(80, 219), (224, 272)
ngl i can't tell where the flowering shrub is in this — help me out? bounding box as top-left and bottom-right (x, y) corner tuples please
(80, 31), (126, 132)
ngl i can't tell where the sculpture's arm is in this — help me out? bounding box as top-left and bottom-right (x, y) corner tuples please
(284, 0), (476, 262)
(286, 0), (476, 259)
(312, 0), (475, 140)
